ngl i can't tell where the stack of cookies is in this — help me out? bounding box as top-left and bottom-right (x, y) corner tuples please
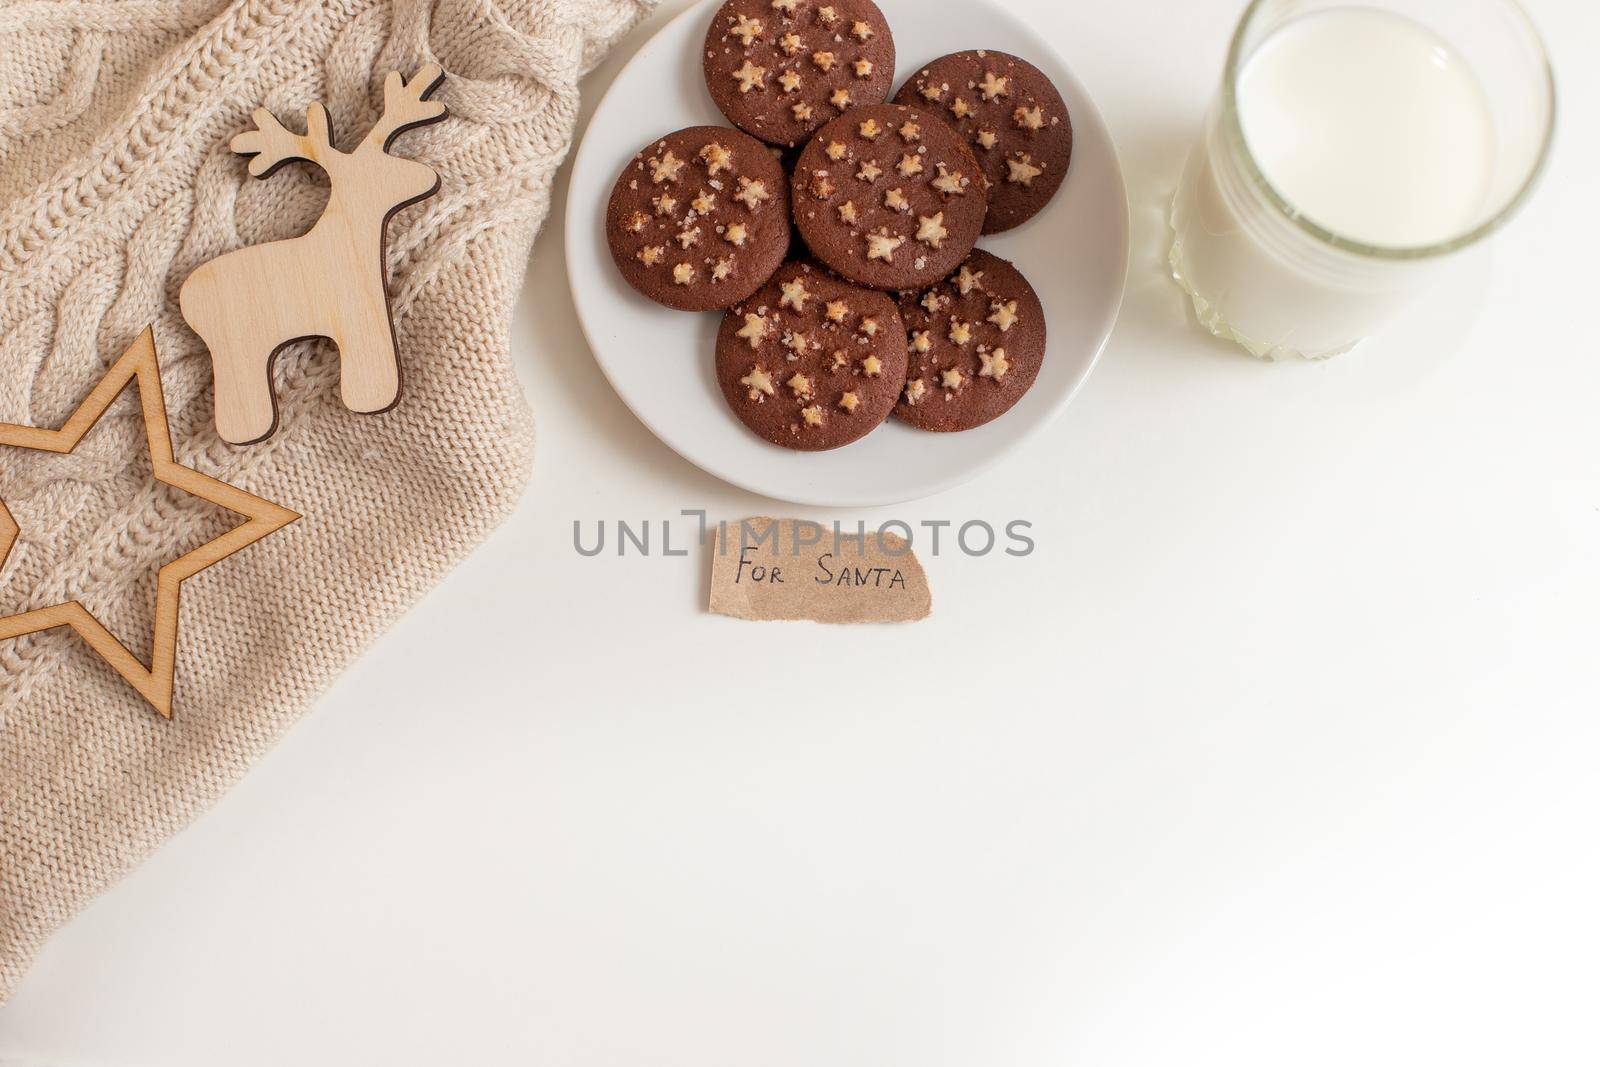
(606, 0), (1073, 452)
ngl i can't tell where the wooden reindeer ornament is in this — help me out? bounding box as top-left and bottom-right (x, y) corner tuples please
(0, 328), (298, 717)
(180, 65), (448, 445)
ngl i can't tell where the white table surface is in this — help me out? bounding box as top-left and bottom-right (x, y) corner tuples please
(3, 1), (1596, 1063)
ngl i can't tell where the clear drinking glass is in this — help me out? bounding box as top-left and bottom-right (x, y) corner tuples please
(1169, 0), (1556, 360)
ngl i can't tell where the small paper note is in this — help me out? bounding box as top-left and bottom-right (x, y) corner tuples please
(709, 517), (932, 623)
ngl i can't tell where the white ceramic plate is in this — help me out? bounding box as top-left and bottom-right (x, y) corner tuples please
(566, 0), (1129, 507)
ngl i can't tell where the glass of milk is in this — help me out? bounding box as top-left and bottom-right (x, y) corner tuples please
(1169, 0), (1555, 360)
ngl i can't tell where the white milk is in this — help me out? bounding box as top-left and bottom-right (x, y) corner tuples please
(1238, 8), (1496, 249)
(1170, 7), (1500, 359)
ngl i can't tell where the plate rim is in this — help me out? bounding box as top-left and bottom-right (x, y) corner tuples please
(564, 0), (1131, 508)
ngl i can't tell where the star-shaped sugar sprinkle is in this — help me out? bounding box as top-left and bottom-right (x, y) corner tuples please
(712, 258), (733, 282)
(915, 213), (948, 248)
(910, 330), (932, 354)
(624, 211), (649, 233)
(813, 51), (837, 71)
(941, 367), (964, 389)
(1007, 153), (1044, 185)
(897, 153), (923, 178)
(979, 347), (1011, 380)
(793, 101), (815, 122)
(904, 378), (927, 404)
(637, 245), (666, 266)
(735, 176), (770, 209)
(862, 355), (884, 377)
(825, 140), (848, 161)
(856, 160), (883, 182)
(921, 82), (946, 101)
(950, 96), (973, 119)
(838, 391), (861, 413)
(692, 190), (717, 214)
(699, 142), (734, 175)
(778, 69), (802, 92)
(779, 277), (811, 311)
(859, 117), (881, 139)
(899, 121), (921, 142)
(651, 151), (684, 183)
(783, 330), (810, 352)
(975, 128), (998, 151)
(780, 32), (803, 55)
(987, 299), (1019, 331)
(866, 230), (904, 261)
(809, 173), (834, 199)
(830, 88), (852, 109)
(800, 405), (824, 427)
(825, 299), (849, 323)
(838, 200), (858, 224)
(884, 187), (910, 213)
(672, 263), (696, 285)
(921, 291), (943, 313)
(733, 60), (767, 93)
(948, 319), (973, 345)
(957, 264), (984, 294)
(772, 0), (798, 12)
(978, 71), (1009, 100)
(676, 226), (701, 249)
(723, 222), (748, 246)
(1014, 105), (1046, 132)
(787, 372), (812, 398)
(817, 5), (838, 23)
(851, 20), (873, 40)
(931, 163), (968, 196)
(858, 317), (879, 337)
(742, 364), (776, 399)
(853, 58), (873, 78)
(730, 13), (763, 45)
(738, 312), (770, 347)
(652, 193), (676, 216)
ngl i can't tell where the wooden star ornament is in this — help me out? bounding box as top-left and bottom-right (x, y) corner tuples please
(0, 328), (298, 718)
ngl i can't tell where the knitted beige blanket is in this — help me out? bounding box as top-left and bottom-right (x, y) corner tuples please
(0, 0), (649, 1000)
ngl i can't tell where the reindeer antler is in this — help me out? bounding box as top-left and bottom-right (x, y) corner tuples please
(361, 64), (447, 154)
(230, 103), (336, 177)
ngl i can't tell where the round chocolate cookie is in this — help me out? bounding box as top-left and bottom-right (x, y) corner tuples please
(607, 126), (791, 312)
(894, 250), (1045, 432)
(703, 0), (896, 149)
(791, 103), (986, 292)
(716, 262), (908, 451)
(894, 50), (1072, 234)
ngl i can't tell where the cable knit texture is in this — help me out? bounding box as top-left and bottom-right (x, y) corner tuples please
(0, 0), (650, 999)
